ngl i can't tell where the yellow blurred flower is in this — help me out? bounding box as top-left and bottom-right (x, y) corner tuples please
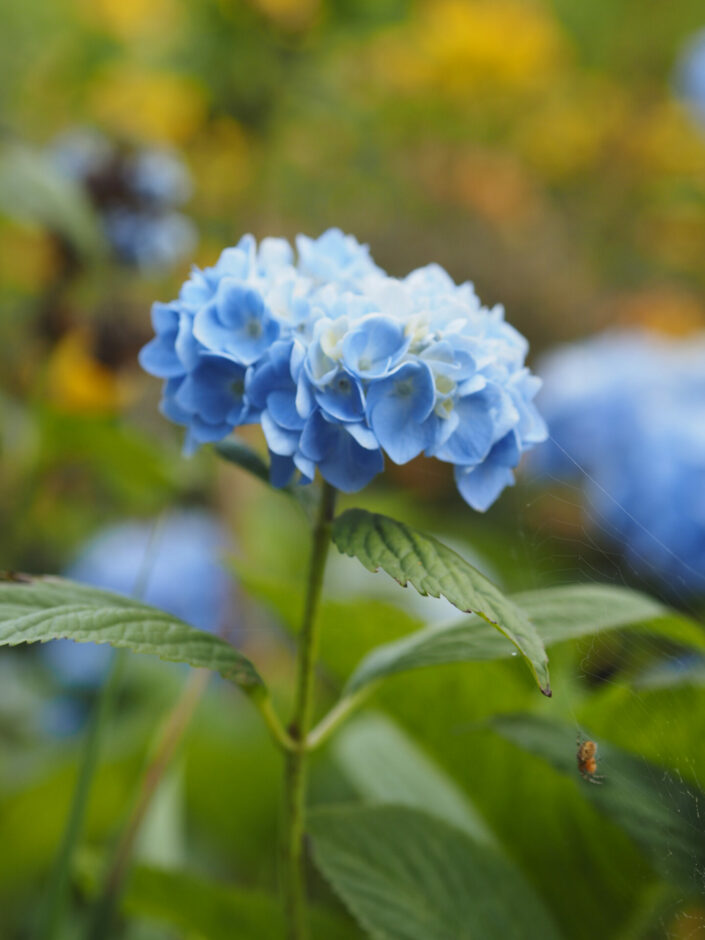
(46, 329), (133, 415)
(76, 0), (181, 41)
(88, 65), (207, 145)
(611, 287), (704, 336)
(412, 144), (540, 228)
(242, 0), (320, 31)
(371, 0), (567, 98)
(626, 100), (705, 178)
(187, 117), (254, 215)
(514, 80), (627, 180)
(0, 223), (58, 291)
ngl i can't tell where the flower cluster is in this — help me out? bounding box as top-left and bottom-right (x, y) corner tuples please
(140, 229), (547, 510)
(50, 129), (196, 270)
(532, 330), (705, 593)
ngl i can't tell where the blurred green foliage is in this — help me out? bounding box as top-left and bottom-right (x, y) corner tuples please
(1, 0), (705, 937)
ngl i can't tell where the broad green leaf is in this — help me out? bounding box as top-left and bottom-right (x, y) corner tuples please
(0, 576), (263, 693)
(334, 714), (495, 845)
(490, 714), (705, 892)
(345, 583), (704, 693)
(0, 144), (104, 259)
(79, 862), (359, 940)
(513, 584), (705, 651)
(332, 509), (550, 695)
(309, 804), (562, 940)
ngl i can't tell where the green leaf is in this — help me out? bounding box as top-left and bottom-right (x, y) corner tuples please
(0, 144), (104, 259)
(79, 862), (360, 940)
(309, 804), (562, 940)
(0, 576), (263, 693)
(334, 713), (495, 845)
(216, 436), (320, 520)
(345, 583), (704, 693)
(513, 584), (705, 651)
(332, 509), (550, 695)
(490, 714), (705, 892)
(215, 437), (271, 485)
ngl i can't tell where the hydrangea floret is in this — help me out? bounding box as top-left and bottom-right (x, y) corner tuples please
(140, 229), (547, 510)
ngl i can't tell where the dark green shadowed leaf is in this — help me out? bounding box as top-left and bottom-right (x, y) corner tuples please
(0, 576), (263, 693)
(79, 862), (360, 940)
(215, 437), (319, 520)
(309, 804), (563, 940)
(332, 509), (550, 695)
(345, 583), (705, 693)
(334, 713), (496, 846)
(490, 714), (705, 893)
(215, 437), (271, 485)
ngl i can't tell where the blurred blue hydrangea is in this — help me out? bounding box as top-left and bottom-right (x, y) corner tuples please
(44, 510), (234, 687)
(532, 330), (705, 593)
(140, 230), (546, 510)
(49, 129), (196, 271)
(675, 28), (705, 130)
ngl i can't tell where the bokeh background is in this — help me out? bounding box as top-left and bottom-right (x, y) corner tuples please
(1, 1), (705, 937)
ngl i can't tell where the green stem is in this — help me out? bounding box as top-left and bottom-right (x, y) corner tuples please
(306, 685), (375, 752)
(282, 482), (337, 940)
(36, 650), (126, 940)
(36, 516), (164, 940)
(86, 668), (209, 940)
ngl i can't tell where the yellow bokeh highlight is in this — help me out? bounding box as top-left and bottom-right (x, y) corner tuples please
(88, 65), (207, 145)
(514, 81), (628, 180)
(612, 287), (704, 336)
(46, 329), (132, 415)
(187, 117), (254, 215)
(76, 0), (181, 41)
(0, 224), (58, 291)
(244, 0), (320, 31)
(371, 0), (567, 97)
(627, 100), (705, 178)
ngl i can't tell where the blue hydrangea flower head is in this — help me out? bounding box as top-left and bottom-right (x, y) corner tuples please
(675, 28), (705, 130)
(531, 330), (705, 593)
(44, 511), (234, 686)
(48, 129), (196, 271)
(141, 230), (547, 509)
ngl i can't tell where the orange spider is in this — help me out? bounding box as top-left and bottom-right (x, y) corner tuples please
(577, 736), (603, 784)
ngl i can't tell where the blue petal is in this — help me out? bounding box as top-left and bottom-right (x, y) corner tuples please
(367, 361), (436, 464)
(342, 315), (409, 379)
(262, 410), (300, 456)
(314, 370), (365, 422)
(454, 460), (515, 512)
(434, 392), (496, 466)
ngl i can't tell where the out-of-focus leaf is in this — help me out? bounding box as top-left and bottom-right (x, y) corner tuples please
(334, 713), (495, 845)
(0, 576), (263, 693)
(82, 863), (360, 940)
(237, 567), (421, 679)
(345, 583), (704, 692)
(309, 804), (562, 940)
(215, 438), (270, 485)
(513, 584), (705, 651)
(216, 437), (320, 520)
(332, 509), (551, 695)
(490, 714), (705, 892)
(0, 144), (104, 258)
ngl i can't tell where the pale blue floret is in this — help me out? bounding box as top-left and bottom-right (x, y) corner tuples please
(140, 229), (547, 510)
(366, 361), (435, 465)
(194, 280), (280, 366)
